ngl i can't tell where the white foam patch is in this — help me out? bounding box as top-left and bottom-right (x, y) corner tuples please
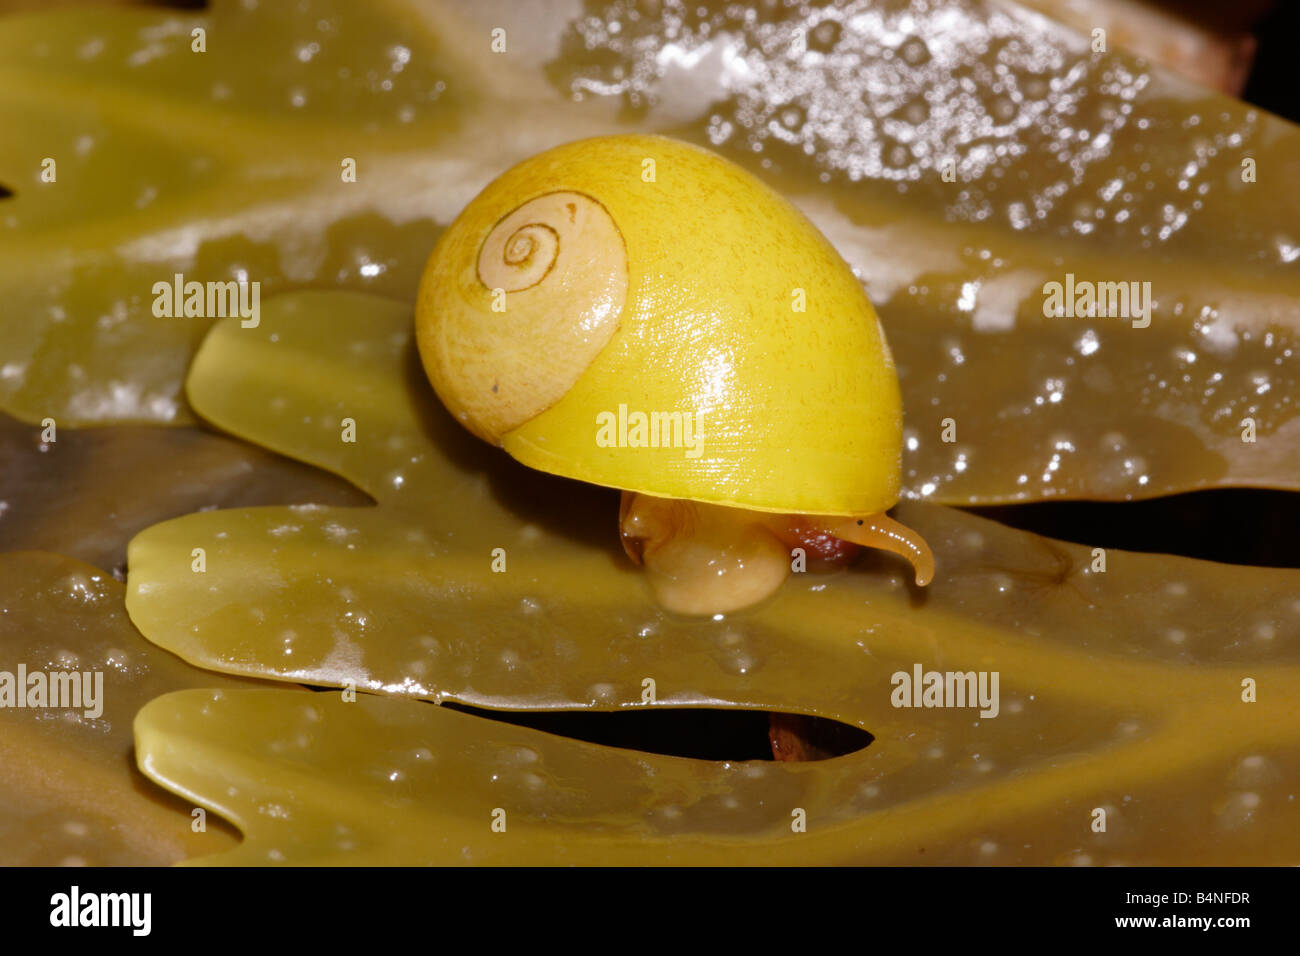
(792, 194), (963, 303)
(971, 269), (1043, 332)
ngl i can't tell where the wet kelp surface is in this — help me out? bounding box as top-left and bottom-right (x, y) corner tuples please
(0, 0), (1298, 864)
(0, 0), (1296, 502)
(0, 552), (255, 865)
(0, 411), (368, 573)
(122, 296), (1300, 864)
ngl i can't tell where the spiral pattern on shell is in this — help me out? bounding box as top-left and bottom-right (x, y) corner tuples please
(419, 190), (628, 445)
(481, 221), (559, 292)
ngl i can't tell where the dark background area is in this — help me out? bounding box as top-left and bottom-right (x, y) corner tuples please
(1242, 0), (1300, 123)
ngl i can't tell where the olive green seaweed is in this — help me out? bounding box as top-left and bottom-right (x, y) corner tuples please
(1, 0), (1296, 503)
(123, 294), (1300, 864)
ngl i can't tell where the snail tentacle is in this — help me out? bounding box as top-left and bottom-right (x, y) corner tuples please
(814, 513), (935, 587)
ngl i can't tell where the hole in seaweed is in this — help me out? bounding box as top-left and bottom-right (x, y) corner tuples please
(968, 489), (1299, 569)
(0, 185), (12, 200)
(440, 702), (873, 762)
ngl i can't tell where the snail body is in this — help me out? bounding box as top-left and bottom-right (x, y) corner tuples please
(417, 134), (932, 614)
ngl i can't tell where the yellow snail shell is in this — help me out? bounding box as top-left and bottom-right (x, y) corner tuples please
(416, 134), (932, 614)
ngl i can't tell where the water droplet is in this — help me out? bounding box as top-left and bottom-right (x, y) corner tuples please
(899, 36), (929, 66)
(1215, 791), (1260, 830)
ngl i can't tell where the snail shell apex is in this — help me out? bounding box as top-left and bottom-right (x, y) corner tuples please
(421, 190), (628, 444)
(416, 134), (902, 517)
